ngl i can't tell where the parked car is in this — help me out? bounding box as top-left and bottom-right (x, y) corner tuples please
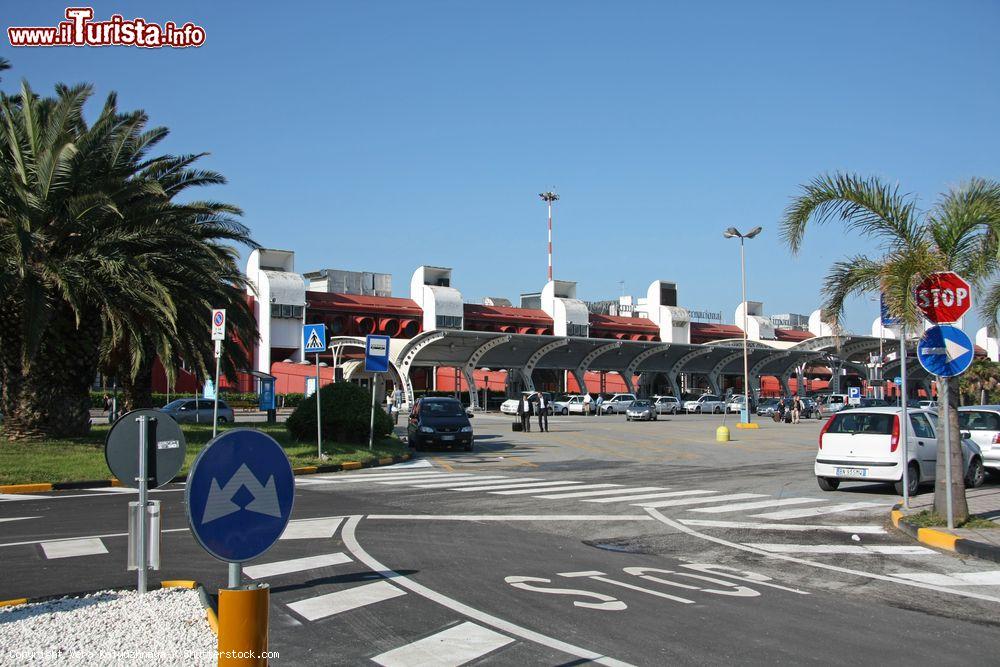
(556, 394), (593, 415)
(683, 394), (726, 414)
(625, 399), (657, 421)
(652, 395), (681, 415)
(958, 406), (1000, 475)
(919, 400), (938, 410)
(726, 394), (756, 414)
(858, 398), (891, 408)
(599, 393), (637, 415)
(406, 397), (474, 452)
(815, 407), (985, 494)
(159, 398), (234, 424)
(500, 391), (552, 415)
(817, 393), (850, 413)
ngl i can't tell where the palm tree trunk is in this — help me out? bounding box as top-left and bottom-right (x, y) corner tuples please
(933, 377), (969, 523)
(121, 356), (155, 410)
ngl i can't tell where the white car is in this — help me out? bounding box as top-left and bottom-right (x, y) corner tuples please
(726, 395), (755, 414)
(500, 391), (553, 415)
(919, 400), (938, 410)
(557, 395), (593, 415)
(652, 395), (681, 415)
(817, 393), (849, 413)
(815, 407), (985, 495)
(683, 394), (726, 414)
(599, 394), (637, 415)
(958, 406), (1000, 474)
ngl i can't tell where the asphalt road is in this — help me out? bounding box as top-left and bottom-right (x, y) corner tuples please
(3, 412), (1000, 665)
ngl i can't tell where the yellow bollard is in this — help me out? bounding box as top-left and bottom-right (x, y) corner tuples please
(716, 425), (730, 442)
(218, 584), (270, 666)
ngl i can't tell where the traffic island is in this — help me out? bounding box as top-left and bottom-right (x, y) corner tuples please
(891, 487), (1000, 564)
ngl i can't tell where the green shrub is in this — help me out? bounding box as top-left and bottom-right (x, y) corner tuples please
(286, 382), (393, 444)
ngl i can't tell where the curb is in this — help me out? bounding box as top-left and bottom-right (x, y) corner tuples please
(891, 505), (1000, 564)
(0, 580), (219, 636)
(0, 453), (412, 495)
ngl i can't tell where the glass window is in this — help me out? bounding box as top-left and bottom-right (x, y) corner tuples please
(910, 413), (935, 439)
(828, 412), (894, 435)
(959, 411), (1000, 431)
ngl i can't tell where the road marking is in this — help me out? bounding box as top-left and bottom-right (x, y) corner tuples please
(371, 621), (514, 667)
(379, 459), (433, 469)
(646, 507), (1000, 604)
(688, 497), (826, 514)
(280, 517), (344, 540)
(342, 517), (633, 666)
(0, 494), (52, 501)
(751, 544), (936, 556)
(454, 481), (586, 492)
(379, 475), (481, 485)
(412, 477), (522, 489)
(491, 484), (621, 496)
(82, 487), (138, 493)
(583, 490), (717, 504)
(326, 473), (452, 483)
(286, 580), (406, 621)
(244, 552), (352, 579)
(40, 537), (108, 559)
(0, 527), (190, 549)
(365, 515), (656, 521)
(751, 501), (888, 520)
(535, 486), (667, 500)
(891, 571), (1000, 586)
(557, 571), (695, 605)
(0, 517), (39, 523)
(679, 519), (886, 534)
(634, 493), (766, 509)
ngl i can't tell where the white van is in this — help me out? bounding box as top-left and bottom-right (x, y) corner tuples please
(818, 394), (849, 414)
(815, 407), (985, 494)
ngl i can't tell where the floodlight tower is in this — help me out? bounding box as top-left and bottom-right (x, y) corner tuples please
(539, 191), (559, 282)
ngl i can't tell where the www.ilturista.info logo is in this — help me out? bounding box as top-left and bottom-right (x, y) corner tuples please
(8, 7), (206, 48)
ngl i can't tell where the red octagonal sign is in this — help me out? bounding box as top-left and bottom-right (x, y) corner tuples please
(915, 272), (972, 324)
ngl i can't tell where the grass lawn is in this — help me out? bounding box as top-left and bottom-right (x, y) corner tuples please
(905, 509), (998, 530)
(0, 422), (409, 485)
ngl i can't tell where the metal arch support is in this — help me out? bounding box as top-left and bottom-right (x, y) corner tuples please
(625, 344), (671, 377)
(327, 335), (415, 409)
(571, 341), (624, 396)
(667, 347), (715, 400)
(520, 339), (570, 392)
(571, 369), (589, 395)
(462, 367), (480, 410)
(396, 331), (449, 377)
(707, 351), (746, 397)
(462, 334), (512, 411)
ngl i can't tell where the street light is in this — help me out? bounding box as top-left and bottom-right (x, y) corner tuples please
(539, 191), (559, 282)
(724, 226), (763, 427)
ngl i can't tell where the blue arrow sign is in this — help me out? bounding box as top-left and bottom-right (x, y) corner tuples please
(186, 429), (294, 563)
(303, 323), (327, 354)
(365, 334), (391, 373)
(917, 325), (974, 378)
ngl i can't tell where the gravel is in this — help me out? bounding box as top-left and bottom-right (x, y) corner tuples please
(0, 588), (216, 666)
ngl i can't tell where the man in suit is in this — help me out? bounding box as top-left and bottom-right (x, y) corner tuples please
(536, 392), (549, 432)
(517, 393), (531, 432)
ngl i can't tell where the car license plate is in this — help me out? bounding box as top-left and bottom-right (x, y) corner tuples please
(441, 435), (454, 441)
(836, 467), (867, 477)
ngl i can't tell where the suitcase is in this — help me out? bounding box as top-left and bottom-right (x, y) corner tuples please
(512, 421), (524, 432)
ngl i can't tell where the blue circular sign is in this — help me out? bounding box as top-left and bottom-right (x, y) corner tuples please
(186, 429), (294, 563)
(916, 325), (974, 378)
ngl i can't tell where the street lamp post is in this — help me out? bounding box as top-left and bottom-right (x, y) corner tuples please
(724, 226), (763, 427)
(539, 191), (559, 283)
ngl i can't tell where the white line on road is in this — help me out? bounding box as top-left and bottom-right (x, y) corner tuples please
(679, 519), (886, 534)
(325, 473), (452, 483)
(379, 475), (481, 485)
(365, 515), (656, 521)
(751, 544), (936, 556)
(341, 516), (634, 667)
(286, 580), (406, 621)
(413, 477), (522, 489)
(371, 621), (515, 667)
(491, 484), (621, 496)
(634, 493), (766, 509)
(0, 527), (189, 549)
(688, 497), (826, 514)
(81, 487), (138, 493)
(244, 552), (352, 579)
(751, 501), (888, 520)
(454, 481), (586, 492)
(0, 494), (48, 501)
(534, 486), (667, 500)
(582, 490), (716, 504)
(280, 517), (344, 540)
(0, 517), (39, 523)
(40, 537), (108, 559)
(891, 571), (1000, 586)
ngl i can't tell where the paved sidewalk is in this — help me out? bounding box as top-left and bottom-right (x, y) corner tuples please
(898, 486), (1000, 555)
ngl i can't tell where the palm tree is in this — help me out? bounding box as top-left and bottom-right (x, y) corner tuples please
(959, 358), (1000, 405)
(781, 173), (1000, 524)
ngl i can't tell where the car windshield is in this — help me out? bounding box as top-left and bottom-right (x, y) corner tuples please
(760, 399), (778, 406)
(632, 400), (651, 407)
(827, 412), (894, 435)
(422, 401), (465, 417)
(162, 400), (188, 410)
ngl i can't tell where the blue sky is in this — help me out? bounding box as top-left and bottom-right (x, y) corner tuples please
(4, 1), (999, 333)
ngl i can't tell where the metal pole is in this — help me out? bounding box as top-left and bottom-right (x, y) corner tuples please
(228, 561), (241, 588)
(212, 340), (222, 438)
(316, 353), (322, 458)
(369, 376), (378, 450)
(900, 326), (910, 509)
(136, 414), (148, 594)
(942, 376), (954, 529)
(547, 199), (553, 282)
(740, 238), (751, 423)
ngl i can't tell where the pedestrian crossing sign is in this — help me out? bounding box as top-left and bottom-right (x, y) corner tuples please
(303, 323), (327, 354)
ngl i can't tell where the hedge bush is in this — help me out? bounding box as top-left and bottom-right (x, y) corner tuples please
(286, 382), (393, 444)
(90, 390), (306, 410)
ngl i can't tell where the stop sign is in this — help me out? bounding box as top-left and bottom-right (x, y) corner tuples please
(915, 272), (972, 324)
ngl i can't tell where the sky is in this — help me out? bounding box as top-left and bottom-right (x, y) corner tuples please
(4, 1), (1000, 333)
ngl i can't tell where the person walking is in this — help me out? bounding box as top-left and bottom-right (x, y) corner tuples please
(517, 393), (532, 432)
(791, 395), (802, 424)
(776, 397), (786, 423)
(537, 392), (549, 432)
(595, 394), (604, 416)
(583, 392), (593, 415)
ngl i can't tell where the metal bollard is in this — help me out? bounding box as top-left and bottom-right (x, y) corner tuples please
(715, 425), (730, 442)
(218, 583), (270, 666)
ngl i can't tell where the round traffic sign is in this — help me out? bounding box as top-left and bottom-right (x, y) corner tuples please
(916, 325), (974, 378)
(915, 272), (972, 324)
(213, 311), (225, 326)
(105, 409), (186, 489)
(185, 429), (294, 563)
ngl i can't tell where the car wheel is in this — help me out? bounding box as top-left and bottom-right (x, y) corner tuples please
(626, 416), (631, 421)
(562, 408), (568, 415)
(672, 407), (678, 415)
(465, 443), (474, 453)
(966, 457), (986, 488)
(817, 477), (840, 492)
(893, 463), (920, 496)
(696, 407), (702, 414)
(653, 414), (657, 421)
(713, 407), (722, 414)
(217, 416), (228, 424)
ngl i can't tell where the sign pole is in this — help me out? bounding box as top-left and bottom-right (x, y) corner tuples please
(229, 561), (241, 588)
(899, 325), (910, 509)
(942, 376), (954, 529)
(212, 339), (222, 439)
(136, 414), (148, 594)
(369, 377), (377, 450)
(316, 352), (322, 458)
